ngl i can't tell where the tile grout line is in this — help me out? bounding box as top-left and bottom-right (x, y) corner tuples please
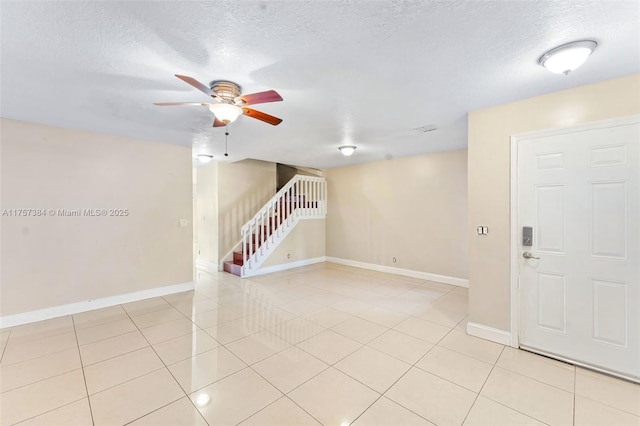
(459, 345), (505, 425)
(475, 393), (554, 425)
(282, 394), (325, 426)
(0, 331), (78, 368)
(366, 320), (470, 425)
(75, 294), (213, 419)
(71, 314), (96, 426)
(2, 325), (73, 346)
(573, 366), (577, 426)
(426, 331), (504, 366)
(142, 318), (276, 425)
(71, 307), (155, 365)
(118, 303), (202, 425)
(348, 393), (386, 425)
(294, 335), (364, 366)
(77, 330), (146, 368)
(0, 360), (84, 395)
(469, 348), (556, 426)
(313, 310), (463, 426)
(1, 320), (87, 424)
(344, 310), (447, 426)
(11, 396), (89, 425)
(120, 394), (195, 426)
(228, 303), (372, 425)
(231, 395), (288, 426)
(248, 350), (330, 394)
(14, 266), (627, 426)
(0, 327), (13, 364)
(570, 371), (640, 418)
(489, 360), (578, 394)
(159, 285), (328, 424)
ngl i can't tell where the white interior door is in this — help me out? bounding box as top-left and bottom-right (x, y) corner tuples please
(517, 120), (639, 382)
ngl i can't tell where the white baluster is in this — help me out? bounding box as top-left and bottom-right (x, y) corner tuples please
(242, 228), (247, 274)
(305, 179), (309, 216)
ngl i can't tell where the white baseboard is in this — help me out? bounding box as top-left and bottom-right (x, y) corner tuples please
(246, 256), (327, 278)
(466, 321), (512, 346)
(0, 281), (194, 329)
(325, 257), (469, 288)
(196, 258), (219, 273)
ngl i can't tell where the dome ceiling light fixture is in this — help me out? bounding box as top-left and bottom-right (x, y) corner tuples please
(539, 40), (597, 75)
(414, 124), (439, 133)
(196, 154), (214, 163)
(338, 145), (357, 156)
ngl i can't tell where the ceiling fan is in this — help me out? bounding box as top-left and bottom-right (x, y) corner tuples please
(154, 75), (283, 126)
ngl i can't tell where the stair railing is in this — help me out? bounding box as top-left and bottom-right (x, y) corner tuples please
(241, 175), (326, 276)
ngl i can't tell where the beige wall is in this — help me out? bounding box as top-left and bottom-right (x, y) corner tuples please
(217, 159), (276, 260)
(326, 149), (468, 279)
(0, 119), (193, 316)
(195, 162), (218, 267)
(468, 73), (640, 332)
(260, 219), (326, 268)
(277, 164), (323, 190)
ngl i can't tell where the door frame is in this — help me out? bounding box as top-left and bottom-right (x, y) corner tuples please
(509, 114), (640, 350)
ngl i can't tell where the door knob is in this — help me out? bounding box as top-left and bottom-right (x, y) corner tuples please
(523, 251), (540, 259)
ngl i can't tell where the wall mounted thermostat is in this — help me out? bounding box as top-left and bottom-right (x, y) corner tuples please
(522, 226), (533, 246)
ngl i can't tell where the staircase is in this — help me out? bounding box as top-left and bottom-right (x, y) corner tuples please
(223, 175), (327, 277)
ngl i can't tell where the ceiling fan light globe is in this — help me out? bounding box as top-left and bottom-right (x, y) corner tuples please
(209, 104), (242, 123)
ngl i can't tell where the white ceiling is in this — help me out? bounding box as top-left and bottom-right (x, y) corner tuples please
(1, 1), (639, 169)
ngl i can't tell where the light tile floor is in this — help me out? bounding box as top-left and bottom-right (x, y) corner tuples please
(1, 263), (639, 425)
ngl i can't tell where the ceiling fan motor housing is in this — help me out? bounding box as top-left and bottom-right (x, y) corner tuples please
(209, 80), (242, 102)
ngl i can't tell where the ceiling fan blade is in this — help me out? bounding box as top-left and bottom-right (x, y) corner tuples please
(213, 117), (227, 127)
(242, 108), (283, 126)
(154, 102), (210, 106)
(174, 74), (215, 98)
(238, 90), (283, 106)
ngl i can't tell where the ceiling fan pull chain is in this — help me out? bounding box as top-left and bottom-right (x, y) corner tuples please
(225, 127), (229, 157)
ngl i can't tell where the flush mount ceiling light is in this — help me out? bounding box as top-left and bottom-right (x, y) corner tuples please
(338, 145), (357, 156)
(196, 154), (214, 163)
(414, 124), (439, 133)
(208, 103), (243, 124)
(539, 40), (597, 75)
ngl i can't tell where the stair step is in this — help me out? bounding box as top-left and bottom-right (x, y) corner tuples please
(223, 261), (242, 277)
(233, 251), (243, 265)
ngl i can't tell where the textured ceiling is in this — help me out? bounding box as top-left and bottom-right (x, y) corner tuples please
(1, 1), (639, 169)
